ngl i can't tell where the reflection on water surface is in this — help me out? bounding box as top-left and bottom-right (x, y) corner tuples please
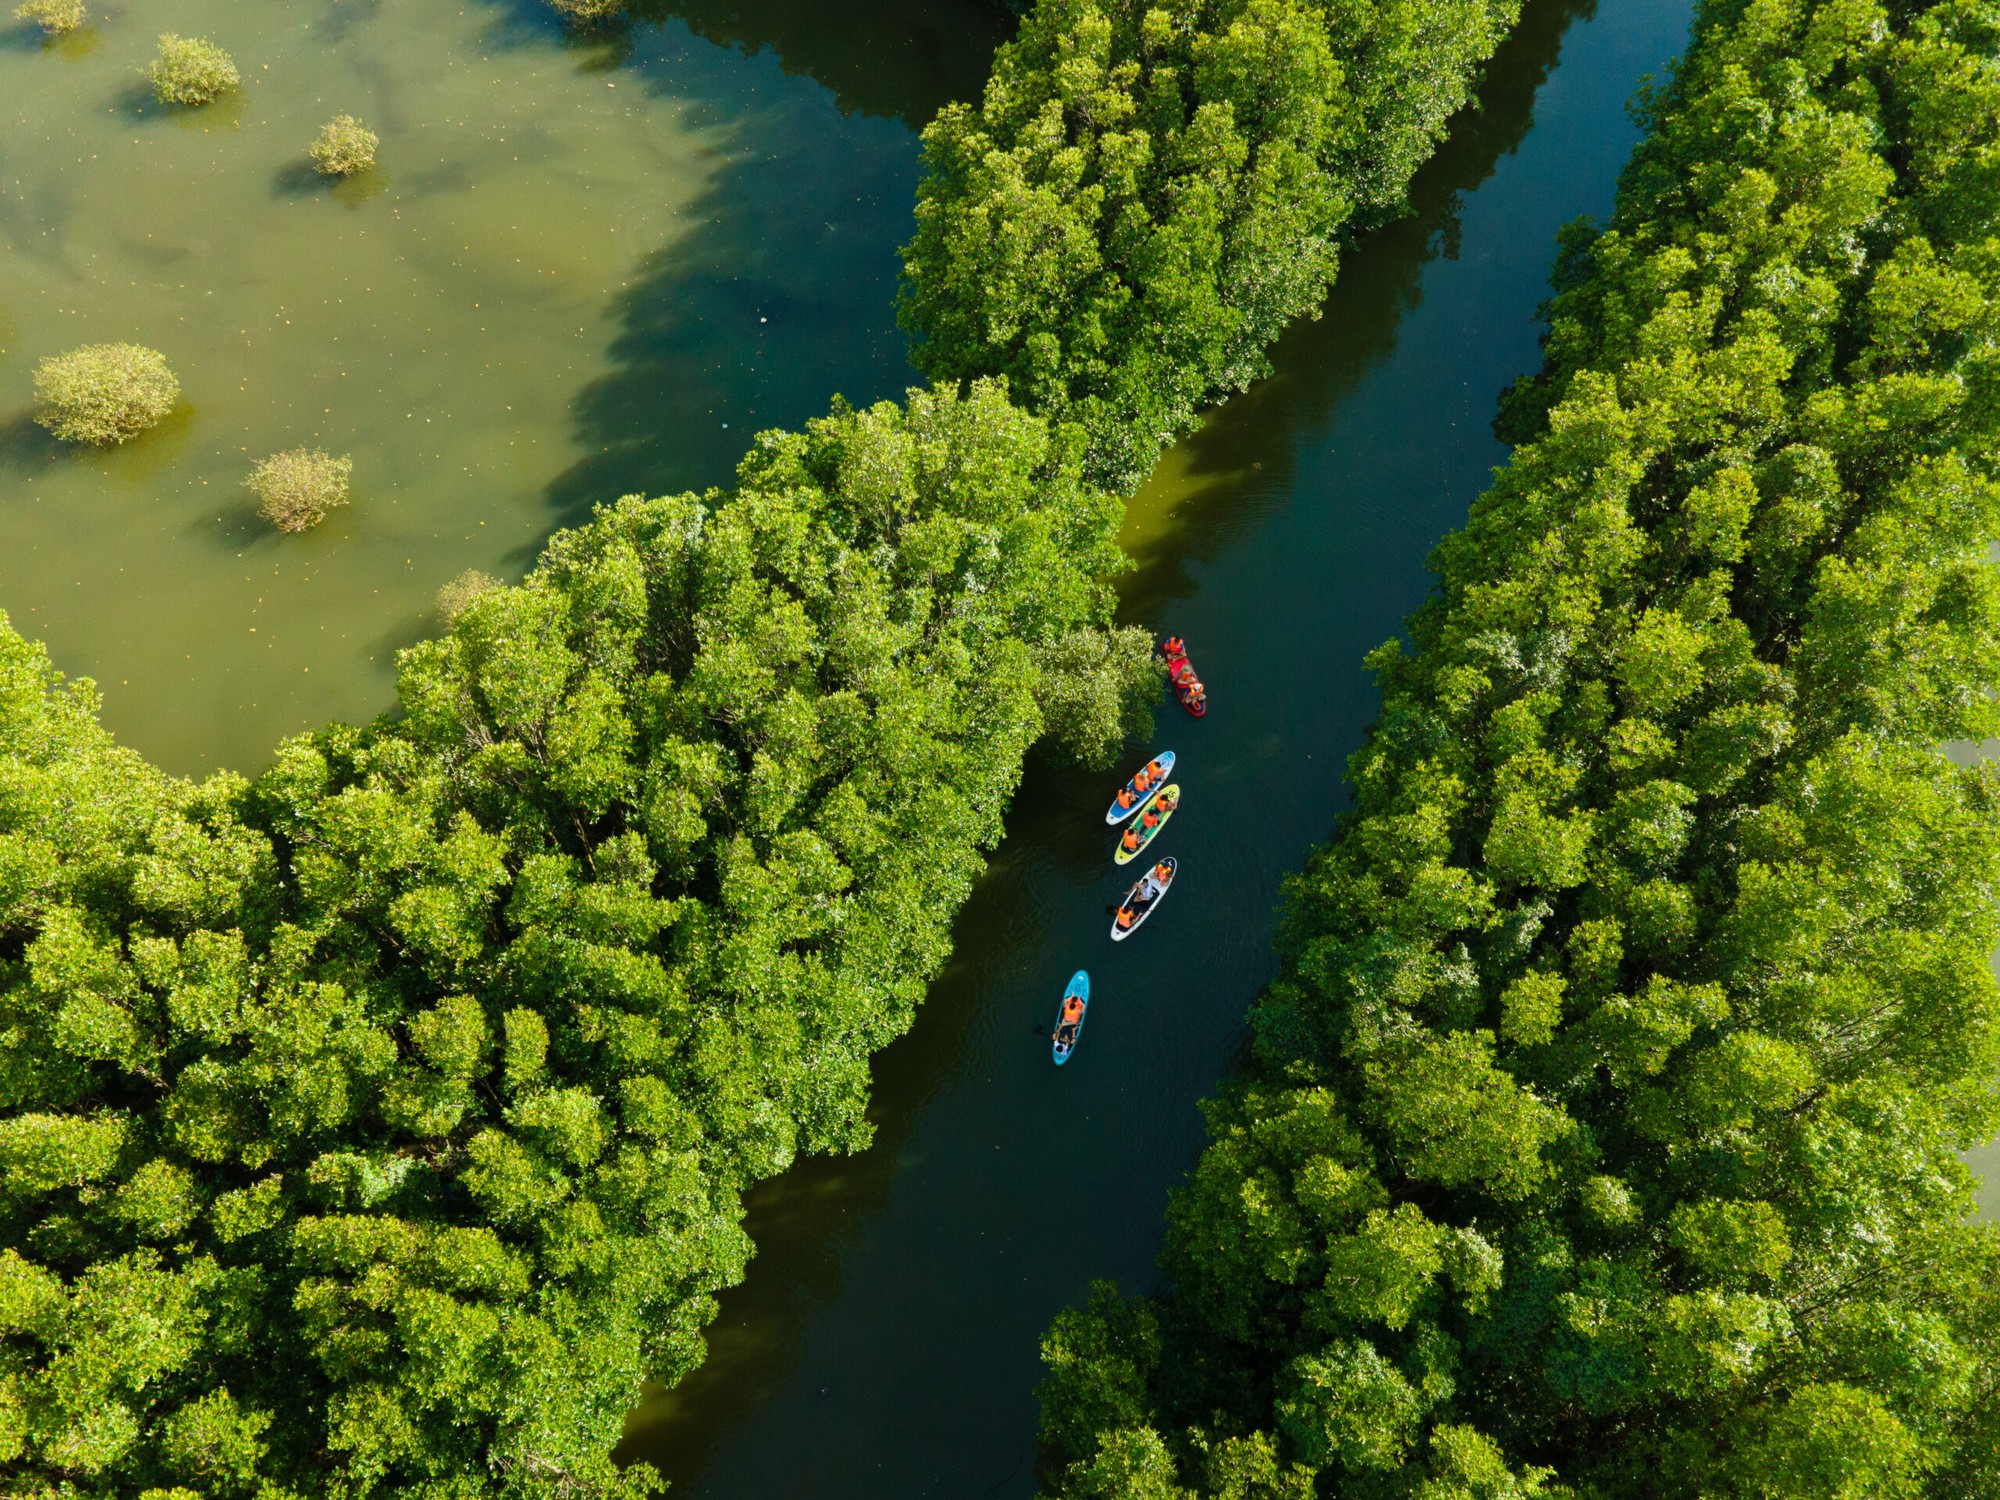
(0, 0), (999, 774)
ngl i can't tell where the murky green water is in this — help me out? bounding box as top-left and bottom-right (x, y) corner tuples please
(0, 0), (1002, 774)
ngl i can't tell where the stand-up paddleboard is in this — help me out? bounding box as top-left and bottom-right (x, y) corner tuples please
(1113, 784), (1180, 865)
(1105, 750), (1176, 824)
(1110, 856), (1177, 941)
(1052, 971), (1090, 1065)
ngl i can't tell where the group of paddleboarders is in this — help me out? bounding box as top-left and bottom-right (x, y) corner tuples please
(1054, 636), (1209, 1062)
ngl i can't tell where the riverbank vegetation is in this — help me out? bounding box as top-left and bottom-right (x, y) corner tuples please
(32, 343), (178, 445)
(1037, 0), (2000, 1493)
(900, 0), (1527, 491)
(0, 381), (1159, 1496)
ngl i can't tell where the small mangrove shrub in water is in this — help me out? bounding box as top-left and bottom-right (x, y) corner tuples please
(435, 568), (500, 620)
(547, 0), (623, 25)
(148, 34), (239, 106)
(33, 344), (178, 445)
(14, 0), (85, 36)
(250, 448), (352, 532)
(309, 115), (378, 177)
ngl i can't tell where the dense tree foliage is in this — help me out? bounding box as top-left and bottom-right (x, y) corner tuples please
(0, 382), (1156, 1497)
(1037, 0), (2000, 1493)
(900, 0), (1523, 490)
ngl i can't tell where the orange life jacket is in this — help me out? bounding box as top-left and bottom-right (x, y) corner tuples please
(1122, 829), (1141, 850)
(1116, 788), (1135, 808)
(1117, 908), (1134, 928)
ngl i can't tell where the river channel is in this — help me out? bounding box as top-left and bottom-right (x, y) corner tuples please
(615, 0), (1698, 1493)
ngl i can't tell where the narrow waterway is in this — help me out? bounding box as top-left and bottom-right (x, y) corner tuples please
(0, 0), (1001, 774)
(617, 0), (1697, 1493)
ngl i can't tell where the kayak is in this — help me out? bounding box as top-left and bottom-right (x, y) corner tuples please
(1113, 783), (1180, 865)
(1105, 750), (1177, 825)
(1052, 970), (1090, 1065)
(1164, 641), (1208, 718)
(1110, 856), (1177, 942)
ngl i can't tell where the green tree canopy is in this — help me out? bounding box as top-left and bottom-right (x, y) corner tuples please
(900, 0), (1524, 490)
(0, 381), (1156, 1498)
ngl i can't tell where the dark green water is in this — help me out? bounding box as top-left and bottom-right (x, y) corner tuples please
(617, 0), (1697, 1493)
(0, 0), (1002, 774)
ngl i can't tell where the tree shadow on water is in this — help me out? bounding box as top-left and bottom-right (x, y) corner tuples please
(1114, 0), (1602, 626)
(520, 113), (926, 553)
(472, 0), (1009, 123)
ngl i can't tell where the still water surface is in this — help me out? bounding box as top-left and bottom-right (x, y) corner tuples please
(619, 0), (1698, 1494)
(0, 0), (1001, 773)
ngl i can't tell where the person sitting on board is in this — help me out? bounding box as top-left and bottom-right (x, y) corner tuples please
(1145, 757), (1165, 780)
(1055, 1020), (1078, 1049)
(1116, 905), (1136, 931)
(1121, 825), (1144, 854)
(1137, 863), (1168, 902)
(1140, 801), (1164, 832)
(1164, 636), (1185, 657)
(1133, 765), (1154, 795)
(1116, 786), (1136, 811)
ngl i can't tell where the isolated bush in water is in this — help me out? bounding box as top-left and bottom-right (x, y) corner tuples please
(148, 33), (239, 105)
(309, 115), (379, 176)
(14, 0), (84, 36)
(548, 0), (623, 24)
(32, 343), (178, 445)
(250, 449), (352, 532)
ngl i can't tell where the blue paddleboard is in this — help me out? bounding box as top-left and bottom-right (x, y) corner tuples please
(1052, 970), (1090, 1065)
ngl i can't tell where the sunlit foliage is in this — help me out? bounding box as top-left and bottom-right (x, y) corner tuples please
(14, 0), (84, 37)
(1037, 0), (2000, 1493)
(32, 343), (178, 446)
(250, 449), (353, 533)
(309, 116), (379, 177)
(148, 34), (240, 107)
